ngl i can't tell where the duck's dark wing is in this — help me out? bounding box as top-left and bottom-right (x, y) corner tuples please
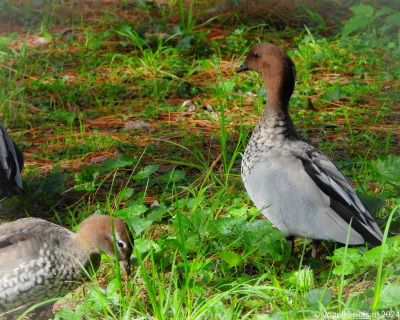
(293, 146), (383, 246)
(0, 121), (24, 200)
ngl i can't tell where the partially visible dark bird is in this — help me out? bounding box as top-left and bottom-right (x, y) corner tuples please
(237, 43), (383, 257)
(0, 121), (24, 201)
(0, 215), (134, 319)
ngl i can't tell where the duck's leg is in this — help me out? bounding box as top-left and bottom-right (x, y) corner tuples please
(286, 236), (295, 256)
(311, 240), (320, 258)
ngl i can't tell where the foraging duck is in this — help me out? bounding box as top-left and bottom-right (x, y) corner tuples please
(237, 43), (383, 257)
(0, 215), (133, 318)
(0, 121), (24, 201)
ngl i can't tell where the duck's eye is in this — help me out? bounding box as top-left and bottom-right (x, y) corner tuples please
(252, 52), (259, 58)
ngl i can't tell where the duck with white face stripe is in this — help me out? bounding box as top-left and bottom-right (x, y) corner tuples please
(0, 215), (134, 319)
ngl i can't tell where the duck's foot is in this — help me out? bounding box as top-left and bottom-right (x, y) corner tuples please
(311, 240), (321, 258)
(286, 236), (295, 257)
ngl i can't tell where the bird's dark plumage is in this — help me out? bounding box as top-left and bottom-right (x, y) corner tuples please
(0, 121), (24, 201)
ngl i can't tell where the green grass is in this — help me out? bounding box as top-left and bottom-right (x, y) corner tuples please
(0, 0), (399, 319)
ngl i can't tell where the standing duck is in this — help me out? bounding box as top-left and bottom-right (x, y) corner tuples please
(0, 121), (24, 201)
(237, 43), (383, 257)
(0, 215), (134, 318)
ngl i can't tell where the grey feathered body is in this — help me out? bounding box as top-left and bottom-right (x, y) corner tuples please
(242, 113), (383, 245)
(0, 218), (100, 317)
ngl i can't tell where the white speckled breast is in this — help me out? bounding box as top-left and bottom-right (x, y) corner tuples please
(242, 115), (297, 181)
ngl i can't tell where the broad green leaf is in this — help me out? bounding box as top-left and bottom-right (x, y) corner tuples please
(350, 4), (374, 17)
(342, 16), (371, 38)
(190, 209), (211, 234)
(357, 193), (386, 213)
(117, 204), (148, 217)
(119, 187), (134, 200)
(133, 164), (159, 179)
(362, 243), (396, 266)
(327, 247), (361, 263)
(201, 272), (213, 285)
(369, 155), (400, 183)
(218, 250), (243, 267)
(87, 287), (107, 309)
(147, 205), (167, 221)
(209, 217), (244, 236)
(102, 154), (135, 170)
(79, 164), (100, 174)
(56, 304), (87, 320)
(0, 36), (9, 52)
(133, 238), (161, 254)
(375, 6), (394, 18)
(177, 35), (193, 50)
(74, 171), (99, 191)
(241, 220), (283, 251)
(56, 308), (77, 319)
(376, 285), (400, 309)
(185, 235), (198, 251)
(332, 261), (356, 275)
(106, 278), (119, 295)
(385, 12), (400, 26)
(187, 195), (205, 210)
(328, 247), (360, 275)
(229, 207), (248, 218)
(127, 217), (153, 234)
(161, 169), (186, 182)
(281, 270), (297, 286)
(303, 289), (332, 309)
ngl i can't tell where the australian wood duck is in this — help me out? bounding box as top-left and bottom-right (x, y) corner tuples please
(0, 215), (133, 318)
(237, 43), (383, 257)
(0, 121), (24, 201)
